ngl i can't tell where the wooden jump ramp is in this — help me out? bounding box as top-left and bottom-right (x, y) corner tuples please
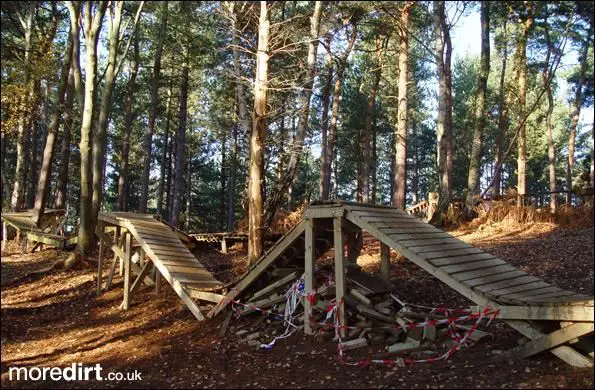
(1, 209), (77, 252)
(209, 201), (593, 367)
(96, 212), (223, 321)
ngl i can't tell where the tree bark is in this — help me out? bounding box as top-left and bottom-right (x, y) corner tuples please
(322, 23), (357, 200)
(363, 35), (383, 204)
(32, 32), (74, 223)
(170, 47), (190, 227)
(492, 19), (508, 196)
(140, 2), (168, 212)
(220, 132), (227, 230)
(54, 68), (75, 210)
(91, 2), (123, 227)
(264, 1), (322, 224)
(319, 34), (333, 199)
(248, 1), (270, 264)
(393, 3), (413, 210)
(74, 1), (108, 256)
(11, 3), (35, 211)
(566, 25), (591, 206)
(516, 2), (532, 206)
(117, 31), (140, 211)
(542, 20), (556, 212)
(227, 125), (238, 231)
(465, 1), (490, 209)
(433, 0), (453, 219)
(157, 81), (173, 218)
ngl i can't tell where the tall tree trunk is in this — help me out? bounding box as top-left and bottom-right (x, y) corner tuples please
(11, 3), (35, 211)
(433, 0), (453, 219)
(566, 25), (591, 206)
(117, 31), (140, 211)
(157, 81), (173, 218)
(33, 33), (74, 223)
(517, 2), (533, 206)
(371, 114), (378, 203)
(466, 1), (490, 209)
(171, 51), (189, 227)
(393, 3), (412, 210)
(319, 35), (333, 199)
(55, 68), (75, 210)
(248, 1), (270, 264)
(220, 133), (227, 229)
(92, 2), (123, 227)
(322, 23), (357, 200)
(264, 1), (322, 224)
(542, 20), (556, 212)
(492, 19), (508, 196)
(362, 35), (383, 204)
(227, 124), (238, 231)
(26, 82), (40, 209)
(140, 2), (168, 212)
(74, 1), (108, 256)
(185, 159), (191, 232)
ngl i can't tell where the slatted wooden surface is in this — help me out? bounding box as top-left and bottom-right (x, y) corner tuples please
(190, 232), (248, 243)
(99, 212), (222, 294)
(342, 203), (591, 308)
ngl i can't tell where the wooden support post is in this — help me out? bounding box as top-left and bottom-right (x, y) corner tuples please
(304, 217), (315, 335)
(333, 217), (346, 338)
(122, 232), (132, 310)
(119, 260), (153, 309)
(221, 237), (228, 254)
(139, 248), (145, 267)
(97, 222), (105, 296)
(105, 227), (121, 291)
(502, 323), (594, 361)
(155, 264), (161, 295)
(2, 222), (7, 252)
(346, 229), (363, 265)
(380, 243), (390, 283)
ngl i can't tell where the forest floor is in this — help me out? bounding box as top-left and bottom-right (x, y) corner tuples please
(1, 221), (593, 389)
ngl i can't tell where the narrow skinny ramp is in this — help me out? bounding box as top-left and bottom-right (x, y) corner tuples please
(98, 212), (223, 320)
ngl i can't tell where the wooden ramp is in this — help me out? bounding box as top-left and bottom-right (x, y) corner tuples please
(1, 209), (76, 251)
(97, 212), (223, 321)
(209, 201), (594, 366)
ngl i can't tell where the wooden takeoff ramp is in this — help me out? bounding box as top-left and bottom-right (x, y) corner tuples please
(97, 212), (223, 321)
(210, 201), (593, 367)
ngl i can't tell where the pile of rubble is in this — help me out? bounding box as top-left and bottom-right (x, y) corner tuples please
(226, 265), (494, 363)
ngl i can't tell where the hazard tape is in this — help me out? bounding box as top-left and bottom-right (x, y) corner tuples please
(228, 275), (500, 367)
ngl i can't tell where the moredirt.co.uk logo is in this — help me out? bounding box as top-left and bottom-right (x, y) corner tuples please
(8, 363), (142, 382)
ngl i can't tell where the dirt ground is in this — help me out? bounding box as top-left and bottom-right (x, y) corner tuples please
(1, 222), (593, 389)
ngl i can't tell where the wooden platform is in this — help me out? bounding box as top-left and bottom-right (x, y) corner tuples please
(1, 209), (74, 252)
(208, 201), (594, 367)
(97, 212), (223, 321)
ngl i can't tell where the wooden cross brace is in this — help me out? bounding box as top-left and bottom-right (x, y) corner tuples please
(502, 322), (593, 362)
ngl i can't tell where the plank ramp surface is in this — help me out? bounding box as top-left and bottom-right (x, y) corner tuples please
(99, 212), (222, 320)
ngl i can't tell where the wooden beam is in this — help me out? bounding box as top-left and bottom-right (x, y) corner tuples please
(304, 218), (314, 335)
(380, 243), (390, 283)
(155, 265), (162, 295)
(472, 305), (595, 322)
(334, 216), (346, 338)
(119, 260), (153, 309)
(97, 222), (105, 296)
(221, 237), (228, 254)
(248, 271), (299, 302)
(502, 323), (593, 360)
(122, 233), (132, 310)
(2, 222), (7, 252)
(207, 221), (305, 318)
(187, 290), (225, 303)
(506, 320), (593, 367)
